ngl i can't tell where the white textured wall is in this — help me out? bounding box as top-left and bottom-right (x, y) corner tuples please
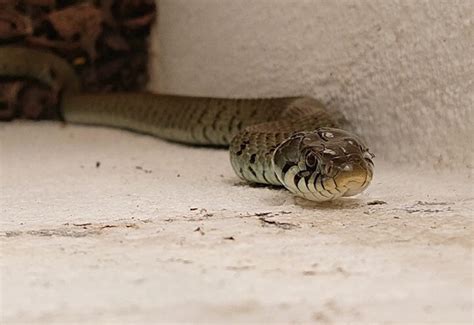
(149, 0), (473, 170)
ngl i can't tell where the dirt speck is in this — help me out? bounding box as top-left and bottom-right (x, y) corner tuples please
(367, 200), (387, 205)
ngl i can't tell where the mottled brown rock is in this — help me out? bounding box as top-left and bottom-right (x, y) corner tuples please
(0, 9), (33, 41)
(0, 0), (156, 120)
(47, 3), (103, 60)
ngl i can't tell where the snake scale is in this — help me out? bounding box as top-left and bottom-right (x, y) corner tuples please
(0, 46), (374, 201)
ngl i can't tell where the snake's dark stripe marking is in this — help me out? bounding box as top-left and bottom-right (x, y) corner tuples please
(249, 154), (256, 164)
(196, 108), (206, 125)
(293, 174), (302, 189)
(236, 142), (247, 156)
(320, 177), (333, 198)
(317, 176), (331, 198)
(297, 172), (312, 193)
(325, 187), (335, 195)
(282, 163), (293, 174)
(202, 125), (212, 143)
(249, 109), (258, 118)
(320, 177), (328, 192)
(228, 115), (236, 133)
(332, 178), (342, 193)
(262, 170), (269, 183)
(190, 126), (199, 142)
(248, 166), (258, 179)
(297, 177), (310, 194)
(303, 173), (313, 188)
(212, 108), (222, 130)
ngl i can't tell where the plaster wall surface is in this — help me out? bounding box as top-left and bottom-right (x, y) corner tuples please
(1, 122), (472, 323)
(149, 0), (473, 170)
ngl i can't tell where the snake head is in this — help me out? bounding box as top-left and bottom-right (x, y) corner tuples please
(272, 127), (374, 201)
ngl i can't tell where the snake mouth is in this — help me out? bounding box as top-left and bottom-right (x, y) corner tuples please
(333, 162), (373, 197)
(277, 160), (373, 202)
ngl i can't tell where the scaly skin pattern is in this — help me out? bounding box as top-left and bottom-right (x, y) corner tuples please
(0, 46), (374, 201)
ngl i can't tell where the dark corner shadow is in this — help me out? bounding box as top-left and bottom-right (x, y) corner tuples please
(294, 196), (365, 210)
(226, 178), (285, 191)
(224, 177), (366, 210)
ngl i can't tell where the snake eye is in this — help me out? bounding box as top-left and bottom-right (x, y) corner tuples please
(305, 152), (317, 167)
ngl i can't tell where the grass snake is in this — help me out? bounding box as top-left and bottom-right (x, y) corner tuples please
(0, 46), (374, 201)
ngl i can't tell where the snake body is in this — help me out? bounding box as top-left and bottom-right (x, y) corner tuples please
(0, 47), (374, 201)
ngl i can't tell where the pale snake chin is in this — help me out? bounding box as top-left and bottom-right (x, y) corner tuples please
(0, 46), (374, 202)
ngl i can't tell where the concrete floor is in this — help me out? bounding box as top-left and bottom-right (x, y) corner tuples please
(1, 122), (472, 323)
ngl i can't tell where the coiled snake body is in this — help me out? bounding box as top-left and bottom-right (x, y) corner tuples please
(0, 47), (374, 201)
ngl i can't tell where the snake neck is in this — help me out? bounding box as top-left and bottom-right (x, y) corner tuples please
(229, 98), (337, 185)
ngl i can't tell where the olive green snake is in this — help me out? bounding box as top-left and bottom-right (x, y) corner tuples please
(0, 46), (374, 201)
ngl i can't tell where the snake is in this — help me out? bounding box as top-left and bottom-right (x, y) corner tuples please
(0, 46), (374, 201)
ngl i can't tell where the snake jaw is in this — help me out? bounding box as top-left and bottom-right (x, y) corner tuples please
(272, 127), (374, 202)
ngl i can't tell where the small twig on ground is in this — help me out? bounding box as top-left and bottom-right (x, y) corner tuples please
(259, 217), (298, 230)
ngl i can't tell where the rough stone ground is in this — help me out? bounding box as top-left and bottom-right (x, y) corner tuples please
(1, 122), (472, 324)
